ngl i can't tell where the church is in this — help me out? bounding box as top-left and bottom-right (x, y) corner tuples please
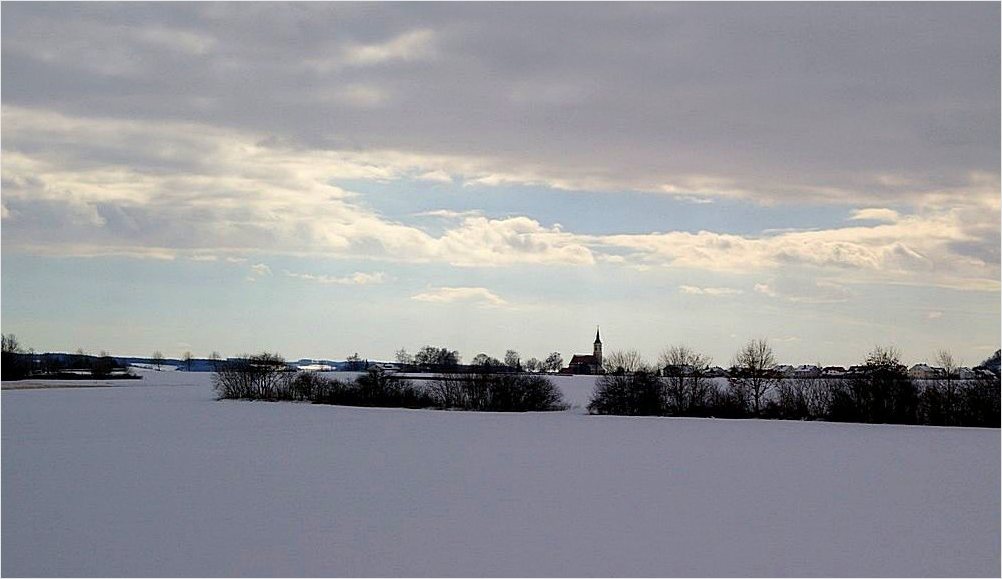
(563, 327), (604, 375)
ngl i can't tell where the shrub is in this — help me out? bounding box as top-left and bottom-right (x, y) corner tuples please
(90, 356), (117, 379)
(957, 374), (1001, 427)
(430, 371), (566, 412)
(704, 383), (748, 419)
(212, 353), (290, 400)
(771, 378), (831, 421)
(852, 353), (917, 424)
(350, 369), (435, 408)
(1, 334), (31, 381)
(587, 370), (662, 415)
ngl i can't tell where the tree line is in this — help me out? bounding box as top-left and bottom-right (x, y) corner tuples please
(1, 335), (138, 380)
(589, 340), (1000, 428)
(212, 353), (566, 412)
(393, 346), (564, 374)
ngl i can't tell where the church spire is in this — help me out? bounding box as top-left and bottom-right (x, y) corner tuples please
(593, 326), (603, 370)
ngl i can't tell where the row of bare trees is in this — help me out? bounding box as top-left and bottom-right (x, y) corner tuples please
(213, 352), (567, 412)
(589, 340), (1000, 427)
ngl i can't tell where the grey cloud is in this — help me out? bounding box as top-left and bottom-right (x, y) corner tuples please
(3, 3), (998, 203)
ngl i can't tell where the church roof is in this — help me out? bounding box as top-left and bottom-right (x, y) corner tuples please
(594, 326), (602, 344)
(569, 354), (598, 365)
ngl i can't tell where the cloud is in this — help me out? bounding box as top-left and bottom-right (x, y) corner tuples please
(303, 28), (437, 74)
(5, 3), (996, 208)
(341, 29), (437, 68)
(0, 107), (596, 268)
(334, 84), (390, 108)
(678, 285), (743, 296)
(413, 209), (482, 219)
(754, 279), (853, 304)
(133, 25), (216, 56)
(850, 208), (901, 223)
(596, 204), (999, 290)
(411, 286), (507, 307)
(754, 283), (779, 298)
(416, 170), (453, 183)
(245, 263), (271, 282)
(285, 271), (387, 285)
(927, 311), (944, 320)
(1, 105), (997, 291)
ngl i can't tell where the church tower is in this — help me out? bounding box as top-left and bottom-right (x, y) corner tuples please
(593, 326), (603, 369)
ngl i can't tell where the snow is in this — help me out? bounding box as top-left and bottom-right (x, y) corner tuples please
(2, 369), (999, 577)
(128, 362), (179, 371)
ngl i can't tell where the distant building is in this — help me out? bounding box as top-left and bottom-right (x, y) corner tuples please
(822, 366), (847, 376)
(794, 365), (821, 377)
(564, 327), (604, 375)
(908, 364), (943, 380)
(774, 365), (795, 377)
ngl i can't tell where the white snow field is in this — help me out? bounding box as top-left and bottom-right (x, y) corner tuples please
(3, 370), (999, 577)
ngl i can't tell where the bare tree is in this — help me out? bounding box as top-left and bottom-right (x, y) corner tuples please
(471, 353), (501, 367)
(543, 352), (563, 373)
(659, 344), (713, 415)
(525, 357), (542, 373)
(395, 348), (414, 365)
(728, 339), (778, 416)
(853, 345), (916, 424)
(346, 353), (365, 372)
(504, 349), (521, 370)
(603, 349), (648, 374)
(182, 351), (194, 372)
(208, 351), (222, 371)
(151, 350), (165, 371)
(937, 349), (960, 396)
(212, 352), (289, 399)
(414, 345), (461, 369)
(2, 334), (29, 381)
(923, 349), (963, 425)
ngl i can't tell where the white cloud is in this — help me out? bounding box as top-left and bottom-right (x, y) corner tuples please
(416, 170), (453, 183)
(596, 205), (999, 291)
(754, 283), (779, 298)
(411, 286), (507, 307)
(305, 29), (437, 73)
(0, 107), (596, 269)
(342, 29), (436, 67)
(430, 216), (594, 267)
(679, 285), (743, 296)
(249, 263), (272, 277)
(927, 311), (944, 320)
(850, 208), (901, 223)
(754, 279), (852, 304)
(285, 271), (387, 285)
(1, 106), (997, 291)
(413, 209), (482, 219)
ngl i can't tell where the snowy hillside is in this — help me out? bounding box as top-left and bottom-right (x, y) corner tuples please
(2, 370), (998, 576)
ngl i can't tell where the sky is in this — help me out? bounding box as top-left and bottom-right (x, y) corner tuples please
(2, 2), (999, 367)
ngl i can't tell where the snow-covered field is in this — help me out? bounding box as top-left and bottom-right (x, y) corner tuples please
(2, 370), (998, 577)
